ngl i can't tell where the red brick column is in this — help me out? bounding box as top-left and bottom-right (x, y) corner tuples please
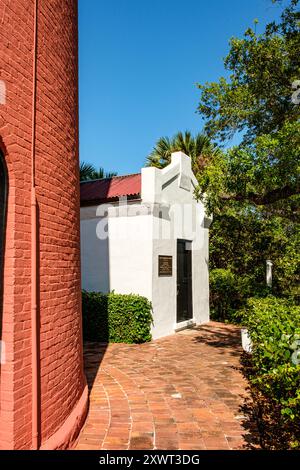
(0, 0), (87, 449)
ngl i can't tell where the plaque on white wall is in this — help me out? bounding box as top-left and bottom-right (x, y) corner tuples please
(158, 256), (173, 277)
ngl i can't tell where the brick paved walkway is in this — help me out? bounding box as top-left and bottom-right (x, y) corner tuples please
(75, 322), (253, 450)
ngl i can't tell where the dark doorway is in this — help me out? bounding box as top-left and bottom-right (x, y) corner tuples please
(0, 149), (7, 333)
(177, 239), (193, 323)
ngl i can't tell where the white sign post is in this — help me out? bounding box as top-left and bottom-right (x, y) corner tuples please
(266, 260), (273, 288)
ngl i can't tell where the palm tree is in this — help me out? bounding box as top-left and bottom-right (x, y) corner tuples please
(146, 131), (221, 174)
(79, 162), (96, 181)
(80, 162), (118, 182)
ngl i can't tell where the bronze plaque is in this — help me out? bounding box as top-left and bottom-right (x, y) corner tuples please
(158, 255), (173, 277)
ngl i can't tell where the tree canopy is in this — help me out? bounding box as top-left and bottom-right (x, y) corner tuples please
(196, 0), (299, 213)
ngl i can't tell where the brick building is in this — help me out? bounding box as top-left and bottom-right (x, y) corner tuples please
(0, 0), (87, 449)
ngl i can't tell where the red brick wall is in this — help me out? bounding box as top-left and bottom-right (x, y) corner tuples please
(0, 0), (86, 449)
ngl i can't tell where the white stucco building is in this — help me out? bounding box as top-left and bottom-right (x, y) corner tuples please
(80, 152), (211, 339)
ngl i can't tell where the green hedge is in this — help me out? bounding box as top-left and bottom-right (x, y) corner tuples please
(82, 291), (153, 343)
(241, 296), (300, 449)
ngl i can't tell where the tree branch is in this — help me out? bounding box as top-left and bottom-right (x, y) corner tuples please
(221, 184), (299, 205)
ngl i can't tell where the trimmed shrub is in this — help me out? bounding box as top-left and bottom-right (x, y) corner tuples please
(82, 291), (153, 343)
(241, 296), (300, 449)
(242, 297), (300, 372)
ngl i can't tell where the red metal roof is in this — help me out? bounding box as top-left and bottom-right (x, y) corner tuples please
(80, 173), (141, 205)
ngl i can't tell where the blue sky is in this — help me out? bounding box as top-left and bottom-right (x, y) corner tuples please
(78, 0), (284, 175)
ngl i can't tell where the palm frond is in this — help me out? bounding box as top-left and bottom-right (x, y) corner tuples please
(80, 162), (118, 181)
(146, 131), (221, 175)
(80, 162), (96, 181)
